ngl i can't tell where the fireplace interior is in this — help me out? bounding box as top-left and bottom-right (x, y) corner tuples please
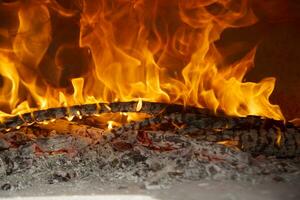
(0, 0), (300, 199)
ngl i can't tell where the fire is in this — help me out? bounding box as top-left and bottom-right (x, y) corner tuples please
(275, 127), (282, 147)
(107, 121), (114, 130)
(136, 98), (143, 112)
(0, 0), (283, 122)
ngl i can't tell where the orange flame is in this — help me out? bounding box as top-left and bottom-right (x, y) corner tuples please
(0, 0), (283, 122)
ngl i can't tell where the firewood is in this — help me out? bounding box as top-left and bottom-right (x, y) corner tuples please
(107, 113), (300, 157)
(1, 101), (299, 158)
(0, 119), (106, 154)
(0, 101), (212, 131)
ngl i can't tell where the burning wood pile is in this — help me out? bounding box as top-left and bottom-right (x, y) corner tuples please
(1, 101), (300, 157)
(0, 0), (299, 194)
(0, 101), (299, 191)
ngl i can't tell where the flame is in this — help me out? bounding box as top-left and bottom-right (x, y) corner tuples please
(217, 140), (239, 147)
(275, 127), (282, 147)
(107, 120), (122, 130)
(0, 0), (284, 122)
(107, 121), (114, 130)
(136, 98), (143, 112)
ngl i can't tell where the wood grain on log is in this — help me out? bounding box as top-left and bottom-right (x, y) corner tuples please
(1, 101), (299, 158)
(107, 113), (300, 157)
(0, 102), (213, 131)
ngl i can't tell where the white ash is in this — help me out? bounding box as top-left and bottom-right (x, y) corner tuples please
(0, 130), (299, 192)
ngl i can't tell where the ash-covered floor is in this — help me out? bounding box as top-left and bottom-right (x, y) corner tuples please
(0, 110), (300, 200)
(0, 130), (300, 200)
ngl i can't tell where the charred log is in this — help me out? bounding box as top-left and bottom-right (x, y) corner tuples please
(1, 102), (300, 158)
(108, 113), (300, 158)
(0, 101), (212, 131)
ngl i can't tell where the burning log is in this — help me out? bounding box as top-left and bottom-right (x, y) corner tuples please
(0, 119), (105, 155)
(0, 0), (299, 193)
(108, 112), (300, 158)
(0, 101), (211, 131)
(0, 104), (299, 191)
(1, 102), (299, 158)
(102, 122), (299, 158)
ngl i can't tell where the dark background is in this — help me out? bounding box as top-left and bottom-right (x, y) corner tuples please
(218, 0), (300, 120)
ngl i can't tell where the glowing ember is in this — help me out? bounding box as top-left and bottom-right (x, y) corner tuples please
(217, 140), (239, 147)
(0, 0), (283, 121)
(275, 127), (282, 147)
(107, 120), (122, 130)
(107, 121), (114, 130)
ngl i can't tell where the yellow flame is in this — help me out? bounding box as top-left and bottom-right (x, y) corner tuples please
(0, 0), (284, 123)
(0, 52), (20, 112)
(104, 105), (111, 111)
(76, 111), (83, 119)
(275, 127), (282, 147)
(121, 112), (128, 116)
(217, 140), (239, 150)
(126, 112), (150, 122)
(136, 98), (143, 112)
(65, 115), (74, 122)
(72, 78), (85, 105)
(107, 121), (114, 130)
(40, 120), (50, 125)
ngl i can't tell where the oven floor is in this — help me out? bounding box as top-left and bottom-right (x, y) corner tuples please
(0, 179), (299, 200)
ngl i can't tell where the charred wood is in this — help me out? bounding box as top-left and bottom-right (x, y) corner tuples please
(108, 113), (300, 158)
(0, 102), (212, 131)
(1, 102), (299, 158)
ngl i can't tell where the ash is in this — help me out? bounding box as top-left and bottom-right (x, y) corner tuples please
(0, 128), (299, 192)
